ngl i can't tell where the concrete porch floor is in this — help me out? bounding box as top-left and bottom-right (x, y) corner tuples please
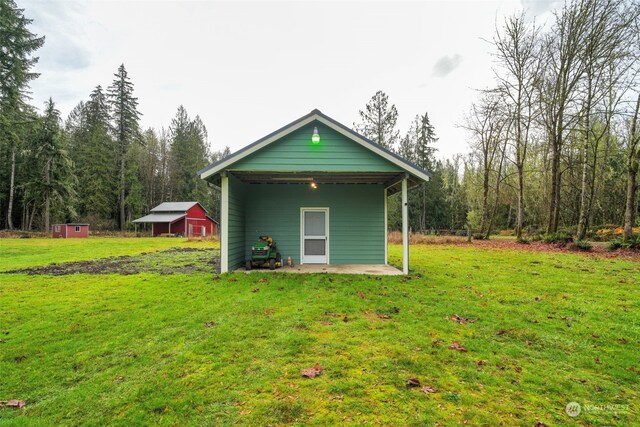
(236, 264), (403, 275)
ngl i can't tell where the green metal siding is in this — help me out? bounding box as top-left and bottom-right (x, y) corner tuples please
(230, 121), (402, 172)
(243, 183), (384, 265)
(227, 174), (246, 270)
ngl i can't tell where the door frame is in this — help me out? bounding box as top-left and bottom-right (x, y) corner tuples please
(300, 207), (330, 264)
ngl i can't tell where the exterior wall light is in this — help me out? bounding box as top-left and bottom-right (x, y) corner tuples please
(310, 181), (318, 189)
(312, 127), (320, 144)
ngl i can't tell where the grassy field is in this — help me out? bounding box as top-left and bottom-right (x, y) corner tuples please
(0, 238), (638, 425)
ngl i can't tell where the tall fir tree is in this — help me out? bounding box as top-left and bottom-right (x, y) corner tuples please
(0, 0), (44, 229)
(108, 64), (141, 230)
(29, 99), (75, 230)
(168, 106), (211, 209)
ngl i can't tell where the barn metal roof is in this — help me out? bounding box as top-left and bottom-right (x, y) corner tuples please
(132, 213), (186, 223)
(150, 202), (200, 212)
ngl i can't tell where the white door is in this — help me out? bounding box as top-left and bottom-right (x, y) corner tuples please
(301, 208), (329, 264)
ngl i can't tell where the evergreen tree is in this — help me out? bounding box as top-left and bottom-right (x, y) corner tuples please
(28, 99), (75, 230)
(0, 0), (44, 229)
(168, 106), (212, 209)
(108, 64), (141, 230)
(355, 91), (400, 151)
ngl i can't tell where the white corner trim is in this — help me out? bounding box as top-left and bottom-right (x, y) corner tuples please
(402, 177), (409, 275)
(220, 174), (229, 273)
(199, 113), (430, 183)
(384, 187), (388, 265)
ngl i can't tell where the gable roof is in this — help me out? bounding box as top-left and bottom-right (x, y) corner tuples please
(134, 202), (219, 224)
(151, 202), (200, 212)
(197, 109), (432, 182)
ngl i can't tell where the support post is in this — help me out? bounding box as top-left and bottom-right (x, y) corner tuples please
(384, 187), (388, 265)
(402, 176), (409, 274)
(220, 173), (229, 273)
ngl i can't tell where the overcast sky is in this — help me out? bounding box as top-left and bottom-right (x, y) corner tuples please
(22, 0), (559, 159)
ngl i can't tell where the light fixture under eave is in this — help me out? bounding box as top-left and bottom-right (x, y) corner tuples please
(310, 181), (318, 189)
(311, 126), (320, 144)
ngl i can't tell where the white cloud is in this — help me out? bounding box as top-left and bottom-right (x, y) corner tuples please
(432, 54), (463, 78)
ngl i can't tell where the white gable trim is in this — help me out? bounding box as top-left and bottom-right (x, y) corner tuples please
(199, 113), (430, 182)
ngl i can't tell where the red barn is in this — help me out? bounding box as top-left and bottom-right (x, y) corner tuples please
(52, 223), (90, 238)
(133, 202), (218, 237)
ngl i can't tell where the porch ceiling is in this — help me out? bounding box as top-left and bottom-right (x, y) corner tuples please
(228, 171), (419, 194)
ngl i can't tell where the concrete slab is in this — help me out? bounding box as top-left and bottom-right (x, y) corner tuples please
(236, 264), (403, 276)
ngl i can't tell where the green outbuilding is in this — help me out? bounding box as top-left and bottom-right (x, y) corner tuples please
(198, 110), (431, 274)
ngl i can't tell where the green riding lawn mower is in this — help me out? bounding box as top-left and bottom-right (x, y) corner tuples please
(246, 236), (282, 270)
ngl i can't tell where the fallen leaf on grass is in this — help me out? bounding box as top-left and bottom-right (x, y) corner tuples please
(0, 400), (26, 409)
(496, 364), (505, 371)
(204, 322), (216, 328)
(301, 364), (323, 379)
(449, 314), (475, 325)
(251, 288), (259, 293)
(449, 342), (467, 352)
(535, 297), (542, 301)
(619, 338), (627, 344)
(534, 422), (547, 427)
(406, 377), (421, 387)
(477, 360), (486, 366)
(258, 278), (268, 283)
(496, 329), (506, 336)
(320, 321), (333, 326)
(377, 314), (391, 319)
(357, 291), (365, 299)
(421, 386), (437, 394)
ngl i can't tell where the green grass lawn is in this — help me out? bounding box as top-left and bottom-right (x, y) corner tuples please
(0, 237), (218, 272)
(0, 239), (638, 425)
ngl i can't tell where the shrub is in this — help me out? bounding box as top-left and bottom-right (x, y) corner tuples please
(607, 238), (623, 251)
(572, 240), (592, 251)
(543, 232), (573, 245)
(627, 235), (640, 250)
(472, 233), (487, 240)
(529, 233), (543, 242)
(607, 235), (640, 251)
(517, 237), (530, 244)
(498, 229), (515, 237)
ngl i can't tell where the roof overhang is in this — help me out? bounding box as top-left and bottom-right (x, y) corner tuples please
(225, 171), (420, 194)
(132, 213), (186, 223)
(197, 110), (432, 184)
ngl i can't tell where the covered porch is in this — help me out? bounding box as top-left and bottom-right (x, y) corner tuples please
(219, 170), (415, 274)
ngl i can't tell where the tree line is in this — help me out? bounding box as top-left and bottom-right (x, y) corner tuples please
(1, 0), (639, 242)
(355, 0), (640, 243)
(0, 1), (228, 232)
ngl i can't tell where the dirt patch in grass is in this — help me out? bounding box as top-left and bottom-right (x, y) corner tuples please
(3, 247), (220, 276)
